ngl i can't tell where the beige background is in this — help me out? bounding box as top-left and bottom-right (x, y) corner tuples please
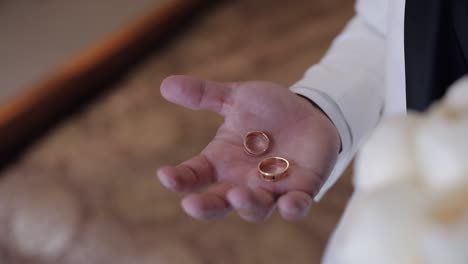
(0, 0), (167, 106)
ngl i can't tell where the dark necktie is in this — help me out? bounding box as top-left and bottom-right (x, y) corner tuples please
(404, 0), (468, 111)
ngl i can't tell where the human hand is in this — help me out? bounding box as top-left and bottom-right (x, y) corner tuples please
(157, 75), (340, 222)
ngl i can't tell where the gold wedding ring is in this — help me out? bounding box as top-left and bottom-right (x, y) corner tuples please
(257, 157), (290, 182)
(243, 131), (270, 156)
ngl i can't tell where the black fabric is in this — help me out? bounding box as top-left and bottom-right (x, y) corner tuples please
(404, 0), (468, 111)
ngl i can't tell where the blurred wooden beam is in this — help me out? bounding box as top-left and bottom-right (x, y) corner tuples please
(0, 0), (215, 168)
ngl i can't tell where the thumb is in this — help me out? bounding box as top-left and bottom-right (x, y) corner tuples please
(160, 75), (234, 115)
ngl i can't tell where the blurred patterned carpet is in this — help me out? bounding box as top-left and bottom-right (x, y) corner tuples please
(0, 0), (354, 263)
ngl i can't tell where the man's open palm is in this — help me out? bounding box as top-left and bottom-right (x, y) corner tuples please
(157, 76), (340, 222)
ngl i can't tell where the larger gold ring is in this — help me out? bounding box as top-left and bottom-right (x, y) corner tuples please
(257, 157), (290, 182)
(243, 131), (270, 156)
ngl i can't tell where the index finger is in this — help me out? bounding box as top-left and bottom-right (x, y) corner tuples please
(157, 154), (216, 193)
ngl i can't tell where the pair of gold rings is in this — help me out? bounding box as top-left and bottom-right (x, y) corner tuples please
(243, 131), (290, 182)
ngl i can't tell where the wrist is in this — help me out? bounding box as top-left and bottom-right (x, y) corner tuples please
(296, 94), (342, 153)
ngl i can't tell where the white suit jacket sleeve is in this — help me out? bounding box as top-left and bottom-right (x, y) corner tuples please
(290, 0), (388, 200)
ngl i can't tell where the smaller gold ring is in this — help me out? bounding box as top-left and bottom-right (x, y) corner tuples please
(257, 157), (290, 182)
(243, 131), (270, 156)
